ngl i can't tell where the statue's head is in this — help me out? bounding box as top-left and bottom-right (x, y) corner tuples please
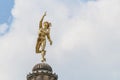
(43, 21), (51, 28)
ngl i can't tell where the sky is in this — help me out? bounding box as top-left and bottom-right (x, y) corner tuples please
(0, 0), (14, 36)
(0, 0), (120, 80)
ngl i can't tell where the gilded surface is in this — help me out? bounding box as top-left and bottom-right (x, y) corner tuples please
(36, 12), (52, 62)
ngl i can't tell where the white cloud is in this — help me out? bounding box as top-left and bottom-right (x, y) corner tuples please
(0, 0), (120, 80)
(0, 23), (9, 35)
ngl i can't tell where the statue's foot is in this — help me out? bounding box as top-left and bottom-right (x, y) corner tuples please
(44, 58), (46, 62)
(41, 50), (46, 53)
(41, 58), (46, 62)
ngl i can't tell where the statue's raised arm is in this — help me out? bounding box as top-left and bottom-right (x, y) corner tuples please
(39, 12), (46, 29)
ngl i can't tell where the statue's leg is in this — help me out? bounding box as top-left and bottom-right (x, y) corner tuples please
(41, 51), (46, 62)
(41, 40), (46, 62)
(36, 38), (41, 53)
(42, 39), (46, 51)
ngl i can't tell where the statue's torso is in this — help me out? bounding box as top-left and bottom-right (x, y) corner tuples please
(38, 28), (49, 40)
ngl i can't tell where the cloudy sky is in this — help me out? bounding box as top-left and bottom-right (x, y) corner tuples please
(0, 0), (120, 80)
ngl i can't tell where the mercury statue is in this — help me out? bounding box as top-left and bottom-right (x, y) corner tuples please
(36, 12), (52, 62)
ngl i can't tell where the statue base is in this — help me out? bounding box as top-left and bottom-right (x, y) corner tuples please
(27, 63), (58, 80)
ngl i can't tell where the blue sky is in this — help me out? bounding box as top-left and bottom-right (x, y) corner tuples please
(0, 0), (120, 80)
(0, 0), (14, 36)
(0, 0), (14, 24)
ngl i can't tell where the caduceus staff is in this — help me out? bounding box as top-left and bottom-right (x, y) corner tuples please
(36, 12), (52, 62)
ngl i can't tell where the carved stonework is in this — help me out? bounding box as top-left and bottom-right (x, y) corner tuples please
(27, 63), (58, 80)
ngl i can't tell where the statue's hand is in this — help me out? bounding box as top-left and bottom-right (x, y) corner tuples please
(44, 12), (46, 16)
(50, 40), (52, 45)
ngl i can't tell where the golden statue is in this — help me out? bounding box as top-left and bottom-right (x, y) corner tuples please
(36, 12), (52, 62)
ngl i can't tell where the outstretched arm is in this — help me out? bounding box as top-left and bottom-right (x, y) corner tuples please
(39, 12), (46, 29)
(47, 28), (52, 45)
